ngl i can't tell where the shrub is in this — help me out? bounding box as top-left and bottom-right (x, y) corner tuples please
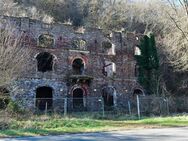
(7, 100), (24, 114)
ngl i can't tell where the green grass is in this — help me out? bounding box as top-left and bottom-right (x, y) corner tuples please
(0, 115), (188, 137)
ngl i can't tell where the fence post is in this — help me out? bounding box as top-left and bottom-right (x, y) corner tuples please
(128, 101), (131, 115)
(137, 95), (141, 120)
(45, 102), (48, 115)
(99, 98), (105, 117)
(166, 98), (169, 115)
(64, 98), (67, 116)
(102, 98), (105, 117)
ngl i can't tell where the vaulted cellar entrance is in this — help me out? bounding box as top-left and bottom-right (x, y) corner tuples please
(72, 58), (84, 75)
(36, 86), (53, 111)
(72, 88), (84, 110)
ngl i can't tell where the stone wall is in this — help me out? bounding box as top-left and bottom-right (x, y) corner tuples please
(1, 16), (144, 112)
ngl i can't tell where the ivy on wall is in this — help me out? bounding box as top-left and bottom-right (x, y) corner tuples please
(135, 33), (159, 94)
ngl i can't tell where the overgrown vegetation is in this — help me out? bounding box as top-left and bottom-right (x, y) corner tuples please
(135, 33), (159, 94)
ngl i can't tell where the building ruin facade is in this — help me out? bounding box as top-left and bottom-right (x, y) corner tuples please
(0, 16), (144, 112)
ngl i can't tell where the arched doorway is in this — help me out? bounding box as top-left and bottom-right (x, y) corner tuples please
(72, 58), (84, 75)
(72, 88), (84, 110)
(36, 86), (53, 111)
(36, 52), (54, 72)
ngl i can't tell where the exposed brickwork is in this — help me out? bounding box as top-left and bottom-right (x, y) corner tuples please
(1, 16), (144, 111)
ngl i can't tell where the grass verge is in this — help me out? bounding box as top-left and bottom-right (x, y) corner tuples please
(0, 115), (188, 137)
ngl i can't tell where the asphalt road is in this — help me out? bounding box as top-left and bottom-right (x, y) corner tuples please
(1, 127), (188, 141)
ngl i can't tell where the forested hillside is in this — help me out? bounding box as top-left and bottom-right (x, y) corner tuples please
(0, 0), (187, 96)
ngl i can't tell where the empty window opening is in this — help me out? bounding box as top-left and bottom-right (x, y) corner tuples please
(102, 87), (115, 109)
(38, 34), (54, 48)
(36, 86), (53, 111)
(107, 43), (115, 55)
(72, 58), (84, 75)
(134, 46), (141, 56)
(73, 88), (84, 109)
(102, 41), (115, 55)
(103, 61), (116, 77)
(102, 41), (112, 49)
(36, 52), (54, 72)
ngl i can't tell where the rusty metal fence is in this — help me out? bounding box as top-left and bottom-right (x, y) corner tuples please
(0, 96), (187, 119)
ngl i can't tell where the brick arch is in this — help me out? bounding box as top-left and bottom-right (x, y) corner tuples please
(70, 84), (88, 109)
(70, 84), (88, 96)
(70, 56), (88, 69)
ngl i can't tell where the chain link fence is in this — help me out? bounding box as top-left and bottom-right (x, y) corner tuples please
(0, 96), (187, 120)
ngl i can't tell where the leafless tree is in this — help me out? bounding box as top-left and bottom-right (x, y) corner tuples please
(0, 21), (33, 90)
(161, 0), (188, 72)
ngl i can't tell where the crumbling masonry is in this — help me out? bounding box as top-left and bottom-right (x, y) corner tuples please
(1, 16), (144, 112)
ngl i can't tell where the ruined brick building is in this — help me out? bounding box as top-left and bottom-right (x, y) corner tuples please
(1, 16), (144, 112)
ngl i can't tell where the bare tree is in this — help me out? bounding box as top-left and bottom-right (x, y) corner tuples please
(0, 21), (32, 89)
(162, 0), (188, 72)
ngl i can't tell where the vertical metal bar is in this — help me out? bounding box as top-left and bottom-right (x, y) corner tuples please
(64, 98), (67, 116)
(137, 95), (140, 120)
(45, 102), (48, 115)
(166, 98), (169, 115)
(128, 101), (131, 115)
(101, 98), (105, 117)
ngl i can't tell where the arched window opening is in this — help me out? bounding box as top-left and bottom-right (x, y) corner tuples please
(36, 86), (53, 111)
(72, 58), (84, 75)
(134, 46), (141, 56)
(133, 89), (144, 97)
(38, 34), (54, 48)
(36, 52), (54, 72)
(73, 88), (84, 110)
(102, 87), (116, 110)
(103, 61), (116, 77)
(102, 41), (115, 55)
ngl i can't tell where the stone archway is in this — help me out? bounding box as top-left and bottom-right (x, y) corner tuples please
(36, 86), (53, 111)
(72, 58), (85, 75)
(70, 85), (88, 111)
(72, 88), (84, 109)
